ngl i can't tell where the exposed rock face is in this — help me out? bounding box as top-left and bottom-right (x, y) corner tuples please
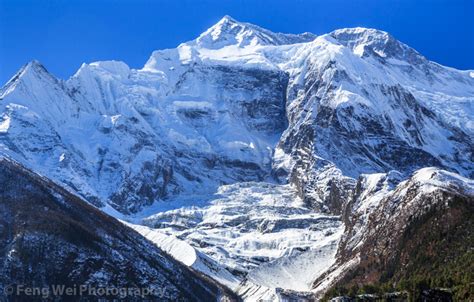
(0, 157), (236, 301)
(313, 168), (474, 299)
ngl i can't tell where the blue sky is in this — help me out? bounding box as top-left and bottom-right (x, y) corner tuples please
(1, 0), (473, 84)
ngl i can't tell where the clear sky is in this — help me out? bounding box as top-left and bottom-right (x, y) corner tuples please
(1, 0), (473, 85)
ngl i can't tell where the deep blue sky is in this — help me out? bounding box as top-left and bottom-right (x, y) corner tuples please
(1, 0), (473, 85)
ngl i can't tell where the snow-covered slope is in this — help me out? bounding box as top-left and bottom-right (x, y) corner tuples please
(192, 15), (316, 49)
(124, 182), (343, 301)
(125, 223), (245, 293)
(1, 16), (472, 214)
(0, 47), (289, 213)
(139, 183), (342, 290)
(1, 15), (473, 300)
(272, 28), (473, 211)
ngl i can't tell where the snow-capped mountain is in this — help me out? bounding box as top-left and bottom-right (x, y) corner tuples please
(1, 16), (472, 215)
(1, 15), (473, 300)
(191, 15), (316, 49)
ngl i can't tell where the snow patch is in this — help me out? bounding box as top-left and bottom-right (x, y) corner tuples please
(0, 116), (11, 133)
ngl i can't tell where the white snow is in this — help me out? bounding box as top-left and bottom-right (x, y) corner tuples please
(0, 115), (10, 133)
(131, 182), (344, 295)
(125, 222), (241, 290)
(313, 256), (361, 297)
(411, 167), (474, 195)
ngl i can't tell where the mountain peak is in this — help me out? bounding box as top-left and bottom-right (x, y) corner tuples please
(192, 15), (316, 49)
(332, 27), (389, 36)
(17, 60), (56, 82)
(0, 60), (58, 98)
(8, 60), (49, 81)
(329, 27), (393, 49)
(220, 14), (238, 23)
(329, 27), (424, 62)
(26, 59), (46, 68)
